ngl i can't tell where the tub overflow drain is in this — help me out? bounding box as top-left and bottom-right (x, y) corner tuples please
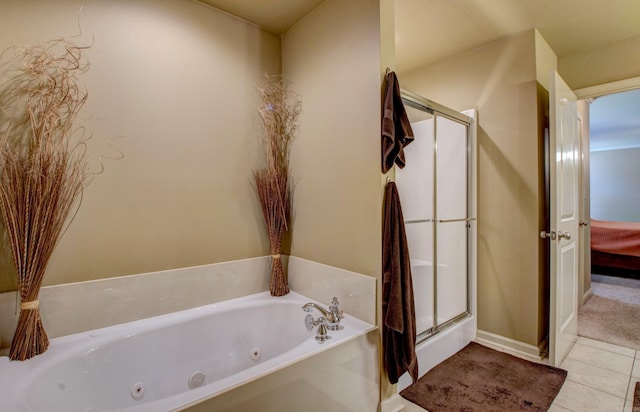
(250, 347), (262, 361)
(130, 382), (145, 401)
(189, 371), (206, 389)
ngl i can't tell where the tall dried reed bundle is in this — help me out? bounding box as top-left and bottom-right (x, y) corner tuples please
(254, 75), (301, 296)
(0, 39), (90, 360)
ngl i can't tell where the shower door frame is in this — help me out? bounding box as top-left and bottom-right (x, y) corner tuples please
(400, 89), (475, 345)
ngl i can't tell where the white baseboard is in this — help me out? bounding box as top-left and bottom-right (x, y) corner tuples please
(476, 329), (547, 363)
(582, 287), (593, 305)
(379, 393), (405, 412)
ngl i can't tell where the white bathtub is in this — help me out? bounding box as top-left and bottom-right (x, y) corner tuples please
(0, 291), (375, 412)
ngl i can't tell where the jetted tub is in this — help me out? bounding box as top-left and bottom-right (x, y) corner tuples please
(0, 291), (375, 412)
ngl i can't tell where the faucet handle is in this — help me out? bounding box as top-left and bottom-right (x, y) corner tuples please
(330, 297), (344, 319)
(327, 297), (344, 331)
(304, 314), (315, 331)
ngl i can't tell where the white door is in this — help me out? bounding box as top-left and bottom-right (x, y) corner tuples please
(547, 71), (580, 366)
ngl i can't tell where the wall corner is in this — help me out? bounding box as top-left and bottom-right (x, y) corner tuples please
(534, 28), (558, 92)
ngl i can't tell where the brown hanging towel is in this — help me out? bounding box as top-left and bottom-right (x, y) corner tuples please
(381, 71), (414, 173)
(382, 181), (418, 384)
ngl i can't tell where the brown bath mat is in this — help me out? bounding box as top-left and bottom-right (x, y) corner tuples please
(634, 382), (640, 412)
(400, 342), (567, 412)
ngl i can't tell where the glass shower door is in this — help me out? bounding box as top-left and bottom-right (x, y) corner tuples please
(397, 111), (434, 336)
(396, 91), (472, 342)
(435, 116), (468, 326)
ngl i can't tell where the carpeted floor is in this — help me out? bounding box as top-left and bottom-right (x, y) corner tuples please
(400, 342), (567, 412)
(579, 295), (640, 350)
(578, 277), (640, 350)
(591, 274), (640, 305)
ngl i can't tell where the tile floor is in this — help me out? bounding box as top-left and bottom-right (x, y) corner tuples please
(551, 337), (638, 412)
(400, 336), (640, 412)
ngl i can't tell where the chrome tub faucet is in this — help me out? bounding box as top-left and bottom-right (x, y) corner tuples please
(302, 297), (345, 343)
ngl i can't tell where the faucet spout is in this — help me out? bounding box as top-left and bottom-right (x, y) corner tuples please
(302, 302), (331, 318)
(301, 298), (344, 331)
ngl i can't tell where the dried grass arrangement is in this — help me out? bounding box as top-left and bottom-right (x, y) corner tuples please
(254, 75), (301, 297)
(0, 39), (91, 360)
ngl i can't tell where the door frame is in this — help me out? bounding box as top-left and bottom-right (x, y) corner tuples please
(573, 75), (640, 292)
(577, 111), (591, 307)
(574, 75), (640, 100)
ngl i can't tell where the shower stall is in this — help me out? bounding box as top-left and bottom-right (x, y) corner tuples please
(395, 90), (477, 390)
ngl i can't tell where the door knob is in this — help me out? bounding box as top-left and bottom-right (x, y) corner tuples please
(540, 231), (556, 240)
(558, 231), (571, 240)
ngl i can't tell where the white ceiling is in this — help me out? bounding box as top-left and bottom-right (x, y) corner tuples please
(197, 0), (325, 34)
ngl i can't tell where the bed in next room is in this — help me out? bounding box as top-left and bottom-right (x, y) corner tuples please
(591, 218), (640, 277)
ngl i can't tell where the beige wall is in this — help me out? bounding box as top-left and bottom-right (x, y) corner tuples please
(281, 0), (383, 280)
(0, 0), (281, 292)
(282, 4), (386, 405)
(559, 34), (640, 90)
(400, 31), (545, 347)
